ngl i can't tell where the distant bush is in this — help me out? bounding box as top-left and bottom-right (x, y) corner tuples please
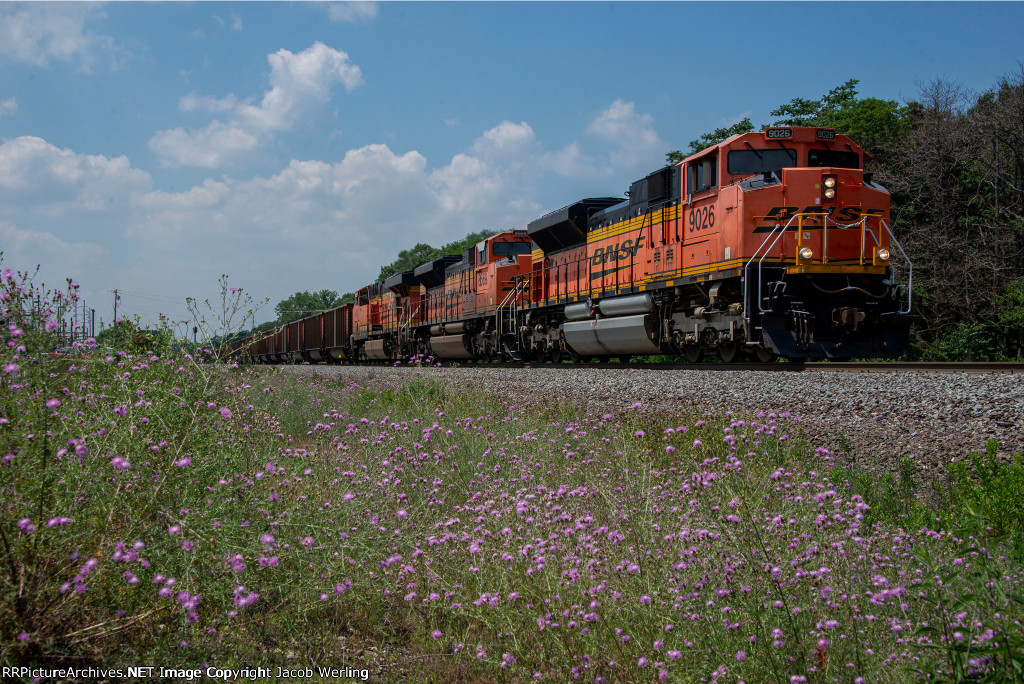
(916, 323), (1007, 362)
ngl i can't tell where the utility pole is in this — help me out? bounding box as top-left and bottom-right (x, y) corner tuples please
(112, 289), (120, 347)
(91, 308), (95, 338)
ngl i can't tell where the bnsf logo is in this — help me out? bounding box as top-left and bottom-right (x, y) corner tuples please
(591, 234), (645, 265)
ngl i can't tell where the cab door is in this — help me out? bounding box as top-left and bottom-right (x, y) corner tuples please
(683, 151), (721, 273)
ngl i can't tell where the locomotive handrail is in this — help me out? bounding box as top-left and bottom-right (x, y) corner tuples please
(744, 214), (795, 314)
(496, 275), (529, 347)
(744, 213), (911, 316)
(882, 219), (913, 315)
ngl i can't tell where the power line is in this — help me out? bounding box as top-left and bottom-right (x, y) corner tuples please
(118, 290), (188, 304)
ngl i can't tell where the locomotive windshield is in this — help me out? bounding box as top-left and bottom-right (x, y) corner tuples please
(492, 242), (532, 258)
(727, 148), (797, 175)
(807, 149), (860, 169)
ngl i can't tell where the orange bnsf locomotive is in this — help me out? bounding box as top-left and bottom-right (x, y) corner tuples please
(230, 127), (912, 365)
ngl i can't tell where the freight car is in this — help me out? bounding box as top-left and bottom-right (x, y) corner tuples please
(225, 127), (912, 365)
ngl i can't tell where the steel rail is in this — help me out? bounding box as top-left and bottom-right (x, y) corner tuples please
(278, 360), (1024, 374)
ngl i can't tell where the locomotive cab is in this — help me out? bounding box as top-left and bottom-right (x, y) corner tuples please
(472, 231), (533, 310)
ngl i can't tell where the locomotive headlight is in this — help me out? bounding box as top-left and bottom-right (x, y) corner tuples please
(799, 246), (814, 260)
(822, 175), (837, 200)
(875, 247), (891, 262)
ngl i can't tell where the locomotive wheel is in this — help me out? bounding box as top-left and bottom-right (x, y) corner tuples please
(550, 347), (563, 363)
(753, 345), (776, 363)
(684, 345), (703, 364)
(718, 342), (741, 363)
(598, 355), (611, 364)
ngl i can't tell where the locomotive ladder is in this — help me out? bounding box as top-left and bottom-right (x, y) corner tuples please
(496, 277), (529, 361)
(398, 304), (420, 358)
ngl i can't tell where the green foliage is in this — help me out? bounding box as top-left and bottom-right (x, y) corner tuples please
(376, 230), (497, 282)
(683, 117), (755, 156)
(670, 79), (907, 164)
(665, 149), (686, 165)
(948, 440), (1024, 554)
(185, 274), (269, 356)
(826, 97), (909, 153)
(770, 79), (907, 155)
(996, 278), (1024, 328)
(1, 263), (237, 667)
(273, 288), (346, 324)
(93, 319), (129, 346)
(771, 78), (861, 126)
(911, 537), (1024, 681)
(377, 243), (443, 282)
(916, 323), (1007, 362)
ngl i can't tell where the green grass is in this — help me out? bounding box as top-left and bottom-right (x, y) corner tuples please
(3, 270), (1023, 682)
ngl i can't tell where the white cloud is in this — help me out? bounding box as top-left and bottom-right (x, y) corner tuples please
(587, 99), (664, 169)
(324, 2), (379, 23)
(430, 121), (545, 219)
(179, 92), (238, 114)
(207, 10), (242, 36)
(0, 3), (121, 72)
(0, 219), (107, 263)
(476, 121), (536, 156)
(150, 42), (363, 167)
(0, 98), (16, 117)
(0, 136), (151, 213)
(4, 96), (670, 328)
(0, 219), (111, 320)
(541, 142), (591, 178)
(149, 121), (261, 168)
(237, 42), (363, 132)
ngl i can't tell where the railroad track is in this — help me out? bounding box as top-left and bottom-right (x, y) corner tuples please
(290, 360), (1024, 374)
(513, 361), (1024, 373)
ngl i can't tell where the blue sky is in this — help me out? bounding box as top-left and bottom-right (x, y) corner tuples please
(1, 1), (1022, 333)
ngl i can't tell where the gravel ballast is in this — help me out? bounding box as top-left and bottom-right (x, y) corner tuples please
(282, 364), (1024, 490)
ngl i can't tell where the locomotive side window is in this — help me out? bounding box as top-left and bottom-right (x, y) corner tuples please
(686, 154), (718, 194)
(807, 149), (860, 169)
(477, 242), (488, 265)
(726, 148), (797, 175)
